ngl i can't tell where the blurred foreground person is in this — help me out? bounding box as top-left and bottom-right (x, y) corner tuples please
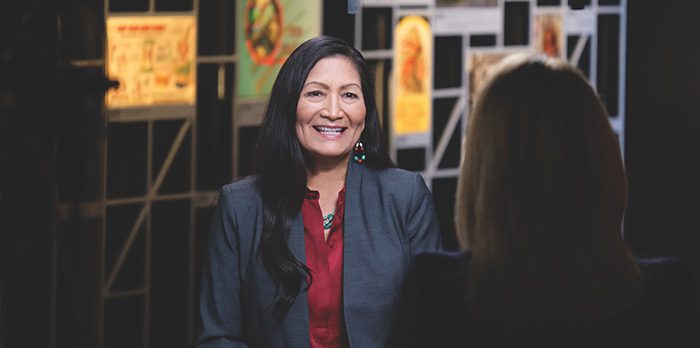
(388, 53), (700, 347)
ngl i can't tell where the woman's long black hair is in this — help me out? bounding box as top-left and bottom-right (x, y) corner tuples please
(253, 35), (393, 310)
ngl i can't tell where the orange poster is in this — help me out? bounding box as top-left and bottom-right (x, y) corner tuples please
(534, 14), (564, 58)
(393, 16), (432, 135)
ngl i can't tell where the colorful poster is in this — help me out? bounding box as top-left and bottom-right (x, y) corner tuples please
(106, 16), (196, 108)
(534, 14), (564, 58)
(236, 0), (321, 99)
(393, 16), (432, 135)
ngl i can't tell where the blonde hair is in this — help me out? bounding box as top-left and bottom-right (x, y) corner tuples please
(456, 53), (640, 330)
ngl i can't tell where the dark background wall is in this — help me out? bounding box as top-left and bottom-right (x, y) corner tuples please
(624, 1), (700, 264)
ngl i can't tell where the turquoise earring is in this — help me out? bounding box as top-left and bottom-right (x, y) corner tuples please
(353, 141), (366, 164)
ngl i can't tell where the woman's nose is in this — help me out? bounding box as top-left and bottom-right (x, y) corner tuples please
(323, 95), (343, 120)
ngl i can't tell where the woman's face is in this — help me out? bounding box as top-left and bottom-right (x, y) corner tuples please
(296, 55), (366, 165)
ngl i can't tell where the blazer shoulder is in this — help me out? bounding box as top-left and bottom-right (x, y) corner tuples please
(372, 166), (421, 181)
(218, 176), (264, 219)
(364, 166), (426, 192)
(221, 176), (261, 200)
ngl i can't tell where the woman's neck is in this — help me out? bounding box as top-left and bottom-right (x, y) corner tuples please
(306, 156), (349, 216)
(306, 157), (348, 193)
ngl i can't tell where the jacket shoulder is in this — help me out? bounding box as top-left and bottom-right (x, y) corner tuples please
(221, 176), (261, 199)
(364, 166), (425, 191)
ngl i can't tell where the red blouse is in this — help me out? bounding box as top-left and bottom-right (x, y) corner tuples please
(301, 187), (348, 348)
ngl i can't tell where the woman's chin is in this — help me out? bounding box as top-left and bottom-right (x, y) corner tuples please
(306, 152), (352, 167)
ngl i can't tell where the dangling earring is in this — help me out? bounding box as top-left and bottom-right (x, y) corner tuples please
(353, 141), (366, 164)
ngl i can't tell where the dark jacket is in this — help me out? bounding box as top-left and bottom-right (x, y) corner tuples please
(198, 160), (442, 347)
(388, 251), (700, 347)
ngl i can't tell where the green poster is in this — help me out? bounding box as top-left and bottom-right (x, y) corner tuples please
(236, 0), (322, 100)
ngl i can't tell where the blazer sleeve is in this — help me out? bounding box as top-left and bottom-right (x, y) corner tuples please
(197, 185), (250, 348)
(405, 172), (442, 255)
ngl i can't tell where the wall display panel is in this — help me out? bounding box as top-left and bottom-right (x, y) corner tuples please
(106, 16), (197, 108)
(361, 0), (626, 190)
(82, 2), (223, 347)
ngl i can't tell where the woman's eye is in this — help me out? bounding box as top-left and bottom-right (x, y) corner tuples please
(305, 90), (323, 98)
(342, 92), (359, 99)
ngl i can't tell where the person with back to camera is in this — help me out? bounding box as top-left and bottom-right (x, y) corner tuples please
(387, 53), (700, 347)
(197, 35), (442, 348)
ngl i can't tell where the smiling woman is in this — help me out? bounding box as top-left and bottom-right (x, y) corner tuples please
(197, 35), (442, 348)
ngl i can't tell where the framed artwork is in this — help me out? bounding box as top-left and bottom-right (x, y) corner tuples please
(394, 15), (432, 135)
(534, 13), (564, 58)
(106, 16), (197, 108)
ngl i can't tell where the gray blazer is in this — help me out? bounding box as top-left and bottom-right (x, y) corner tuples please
(197, 160), (442, 347)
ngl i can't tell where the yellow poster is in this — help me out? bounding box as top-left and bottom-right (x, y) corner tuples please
(393, 16), (432, 135)
(106, 16), (197, 108)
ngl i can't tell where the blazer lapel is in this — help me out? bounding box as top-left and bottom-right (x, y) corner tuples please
(342, 160), (366, 342)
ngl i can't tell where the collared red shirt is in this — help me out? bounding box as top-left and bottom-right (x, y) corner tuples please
(301, 187), (348, 348)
